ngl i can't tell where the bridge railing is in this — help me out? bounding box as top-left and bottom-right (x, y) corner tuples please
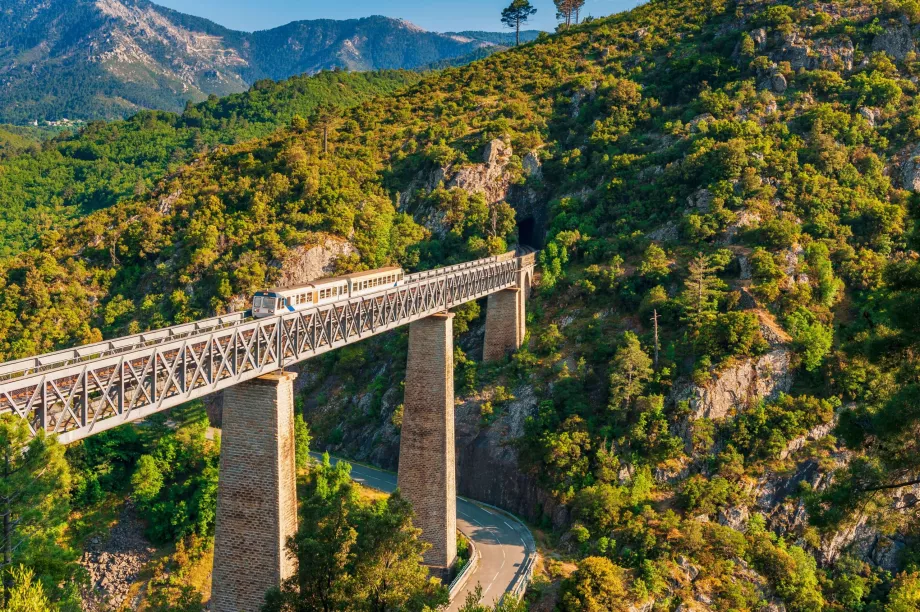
(0, 312), (249, 381)
(0, 252), (535, 443)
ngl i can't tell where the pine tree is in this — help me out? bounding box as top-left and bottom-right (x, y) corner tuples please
(554, 0), (586, 27)
(681, 253), (723, 329)
(0, 415), (71, 608)
(608, 332), (653, 411)
(501, 0), (538, 46)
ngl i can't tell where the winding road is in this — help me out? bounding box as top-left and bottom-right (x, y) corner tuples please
(313, 454), (536, 610)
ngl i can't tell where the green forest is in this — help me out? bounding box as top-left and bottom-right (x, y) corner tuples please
(2, 0), (920, 609)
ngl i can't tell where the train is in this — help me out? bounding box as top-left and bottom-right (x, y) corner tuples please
(251, 266), (406, 318)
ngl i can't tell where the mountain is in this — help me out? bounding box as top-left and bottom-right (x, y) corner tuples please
(6, 0), (920, 609)
(0, 0), (519, 123)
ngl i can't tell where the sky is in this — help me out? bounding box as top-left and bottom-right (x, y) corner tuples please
(154, 0), (642, 33)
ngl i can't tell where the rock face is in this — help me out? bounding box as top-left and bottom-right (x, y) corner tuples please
(901, 145), (920, 192)
(872, 21), (916, 61)
(675, 349), (793, 422)
(80, 502), (155, 612)
(770, 32), (854, 71)
(447, 139), (515, 205)
(454, 385), (569, 527)
(274, 238), (358, 288)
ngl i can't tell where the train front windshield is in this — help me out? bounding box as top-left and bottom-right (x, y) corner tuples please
(254, 296), (280, 311)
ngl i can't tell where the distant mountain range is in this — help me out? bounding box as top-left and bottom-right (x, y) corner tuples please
(0, 0), (541, 123)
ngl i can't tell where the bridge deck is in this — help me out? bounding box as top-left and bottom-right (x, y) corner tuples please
(0, 252), (536, 444)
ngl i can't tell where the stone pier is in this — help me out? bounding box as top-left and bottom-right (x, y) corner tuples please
(483, 287), (523, 362)
(212, 371), (298, 612)
(397, 312), (457, 579)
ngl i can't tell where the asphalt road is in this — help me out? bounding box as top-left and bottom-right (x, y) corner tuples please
(311, 453), (536, 610)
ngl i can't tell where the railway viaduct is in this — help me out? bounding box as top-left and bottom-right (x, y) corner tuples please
(0, 250), (536, 611)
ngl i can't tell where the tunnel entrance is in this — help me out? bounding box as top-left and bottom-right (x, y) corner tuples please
(517, 217), (538, 248)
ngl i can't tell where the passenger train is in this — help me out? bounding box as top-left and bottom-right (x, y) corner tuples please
(251, 267), (405, 318)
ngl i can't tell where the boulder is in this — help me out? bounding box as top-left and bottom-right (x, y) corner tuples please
(859, 106), (881, 128)
(769, 72), (787, 93)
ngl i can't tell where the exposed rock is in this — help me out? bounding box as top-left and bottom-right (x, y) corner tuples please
(447, 139), (514, 205)
(767, 72), (787, 93)
(718, 506), (750, 531)
(80, 501), (156, 612)
(677, 555), (701, 581)
(522, 150), (543, 180)
(674, 349), (793, 422)
(873, 536), (906, 572)
(648, 220), (680, 242)
(628, 600), (655, 612)
(570, 82), (598, 117)
(859, 106), (881, 128)
(900, 145), (920, 192)
(872, 21), (916, 61)
(751, 28), (768, 49)
(275, 238), (358, 288)
(455, 385), (570, 527)
(720, 209), (761, 244)
(687, 188), (714, 212)
(755, 459), (824, 535)
(157, 188), (181, 214)
(738, 255), (752, 281)
(779, 421), (835, 460)
(739, 287), (758, 310)
(770, 32), (854, 71)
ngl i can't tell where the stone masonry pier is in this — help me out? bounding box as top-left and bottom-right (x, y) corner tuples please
(397, 312), (458, 579)
(212, 371), (298, 612)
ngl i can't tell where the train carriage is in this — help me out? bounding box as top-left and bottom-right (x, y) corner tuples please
(251, 266), (405, 318)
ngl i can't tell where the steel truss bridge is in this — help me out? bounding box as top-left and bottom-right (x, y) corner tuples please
(0, 251), (536, 444)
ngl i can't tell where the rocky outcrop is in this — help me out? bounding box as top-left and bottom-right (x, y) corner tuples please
(274, 238), (358, 288)
(674, 349), (793, 423)
(770, 32), (854, 71)
(900, 145), (920, 192)
(872, 20), (916, 61)
(447, 139), (515, 205)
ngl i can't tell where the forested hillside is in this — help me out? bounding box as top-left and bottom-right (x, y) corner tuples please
(2, 0), (920, 609)
(0, 69), (419, 258)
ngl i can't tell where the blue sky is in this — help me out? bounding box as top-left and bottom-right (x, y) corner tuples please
(155, 0), (642, 33)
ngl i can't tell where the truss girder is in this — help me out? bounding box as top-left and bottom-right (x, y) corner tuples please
(0, 255), (532, 443)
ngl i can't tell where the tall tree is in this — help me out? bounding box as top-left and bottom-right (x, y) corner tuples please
(681, 253), (724, 329)
(0, 415), (72, 608)
(554, 0), (586, 27)
(608, 332), (653, 411)
(501, 0), (537, 46)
